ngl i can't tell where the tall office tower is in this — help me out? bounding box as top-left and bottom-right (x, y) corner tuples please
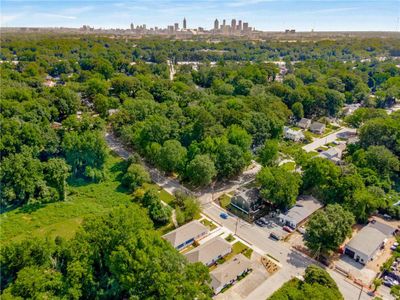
(243, 22), (249, 31)
(174, 23), (179, 31)
(130, 23), (134, 30)
(222, 19), (226, 27)
(238, 20), (242, 31)
(183, 18), (187, 29)
(231, 19), (236, 31)
(214, 18), (219, 30)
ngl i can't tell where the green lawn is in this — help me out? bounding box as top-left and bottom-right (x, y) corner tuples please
(200, 218), (217, 231)
(142, 183), (175, 206)
(224, 241), (253, 261)
(1, 153), (132, 244)
(219, 194), (232, 208)
(225, 234), (235, 242)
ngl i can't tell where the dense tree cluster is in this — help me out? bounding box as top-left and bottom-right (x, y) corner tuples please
(268, 264), (343, 300)
(0, 205), (212, 299)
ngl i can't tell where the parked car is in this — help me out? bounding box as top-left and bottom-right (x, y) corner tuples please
(270, 232), (282, 241)
(283, 226), (294, 233)
(255, 219), (266, 227)
(391, 244), (398, 251)
(220, 213), (228, 219)
(297, 226), (306, 235)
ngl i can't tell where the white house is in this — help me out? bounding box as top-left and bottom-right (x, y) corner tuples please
(344, 221), (395, 265)
(210, 254), (251, 294)
(284, 126), (304, 142)
(163, 220), (209, 250)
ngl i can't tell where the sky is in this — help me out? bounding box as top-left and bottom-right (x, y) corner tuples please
(1, 0), (399, 31)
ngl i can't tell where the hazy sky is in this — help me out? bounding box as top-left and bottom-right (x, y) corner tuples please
(1, 0), (399, 31)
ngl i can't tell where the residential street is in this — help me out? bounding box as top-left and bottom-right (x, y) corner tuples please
(302, 127), (357, 152)
(105, 131), (375, 300)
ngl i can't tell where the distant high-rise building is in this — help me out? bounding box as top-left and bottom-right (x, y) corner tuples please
(214, 18), (219, 30)
(174, 23), (179, 31)
(243, 22), (249, 31)
(130, 23), (134, 30)
(231, 19), (236, 31)
(222, 19), (226, 27)
(238, 20), (242, 31)
(183, 18), (187, 29)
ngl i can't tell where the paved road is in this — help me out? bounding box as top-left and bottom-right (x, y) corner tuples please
(203, 202), (373, 300)
(105, 131), (373, 300)
(302, 127), (357, 153)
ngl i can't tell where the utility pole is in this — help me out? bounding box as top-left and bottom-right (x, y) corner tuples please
(235, 217), (240, 234)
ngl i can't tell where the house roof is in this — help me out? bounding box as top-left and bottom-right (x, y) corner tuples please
(232, 187), (260, 205)
(310, 122), (326, 131)
(185, 236), (232, 264)
(163, 220), (208, 248)
(210, 254), (251, 290)
(284, 127), (304, 137)
(279, 196), (322, 226)
(298, 118), (311, 127)
(346, 221), (395, 258)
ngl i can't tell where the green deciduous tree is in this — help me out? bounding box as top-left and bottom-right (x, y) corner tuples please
(305, 204), (355, 255)
(185, 154), (217, 187)
(256, 166), (302, 209)
(258, 139), (279, 166)
(62, 131), (107, 179)
(158, 140), (187, 173)
(121, 163), (150, 192)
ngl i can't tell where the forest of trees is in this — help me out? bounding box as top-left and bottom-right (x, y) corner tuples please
(0, 33), (399, 298)
(0, 205), (212, 299)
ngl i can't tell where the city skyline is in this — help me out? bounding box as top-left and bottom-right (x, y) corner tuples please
(1, 0), (399, 31)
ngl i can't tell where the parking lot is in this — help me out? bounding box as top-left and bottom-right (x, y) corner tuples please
(253, 214), (290, 241)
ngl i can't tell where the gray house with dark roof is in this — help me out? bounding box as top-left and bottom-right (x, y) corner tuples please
(230, 187), (263, 221)
(310, 122), (326, 134)
(344, 221), (395, 265)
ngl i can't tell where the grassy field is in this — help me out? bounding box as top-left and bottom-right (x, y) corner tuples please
(142, 183), (175, 205)
(1, 153), (133, 244)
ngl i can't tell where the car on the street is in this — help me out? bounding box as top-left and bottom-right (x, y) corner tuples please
(391, 244), (398, 251)
(220, 213), (228, 219)
(283, 226), (294, 233)
(270, 232), (282, 241)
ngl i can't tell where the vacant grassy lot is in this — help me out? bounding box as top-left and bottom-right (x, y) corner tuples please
(1, 153), (132, 244)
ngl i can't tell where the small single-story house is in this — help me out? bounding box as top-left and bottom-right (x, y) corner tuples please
(163, 220), (209, 250)
(230, 187), (263, 221)
(319, 144), (346, 164)
(185, 236), (232, 266)
(344, 221), (395, 265)
(278, 196), (323, 229)
(210, 254), (252, 294)
(284, 126), (305, 142)
(310, 122), (326, 134)
(297, 118), (312, 129)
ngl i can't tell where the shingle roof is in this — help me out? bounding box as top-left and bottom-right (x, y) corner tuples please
(310, 122), (326, 131)
(185, 236), (232, 265)
(162, 220), (208, 248)
(279, 196), (322, 225)
(346, 221), (395, 258)
(210, 254), (251, 291)
(298, 118), (311, 128)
